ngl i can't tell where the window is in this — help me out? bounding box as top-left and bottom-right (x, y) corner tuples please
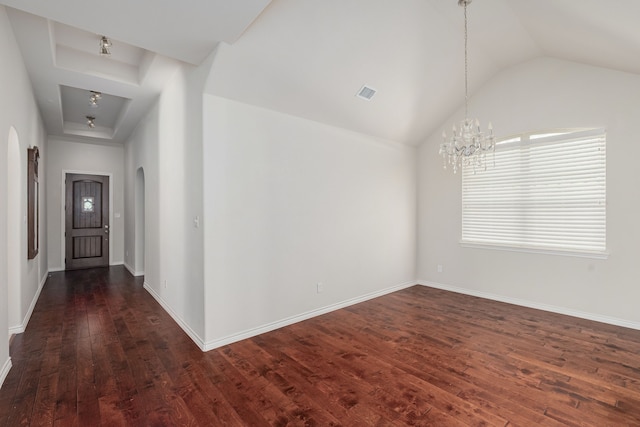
(82, 197), (95, 213)
(461, 128), (606, 257)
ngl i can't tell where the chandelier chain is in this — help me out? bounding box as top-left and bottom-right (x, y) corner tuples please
(464, 1), (468, 120)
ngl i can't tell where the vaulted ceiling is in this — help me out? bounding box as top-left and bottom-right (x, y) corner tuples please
(2, 0), (640, 146)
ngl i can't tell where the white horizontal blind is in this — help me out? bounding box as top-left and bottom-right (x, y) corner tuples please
(462, 128), (606, 254)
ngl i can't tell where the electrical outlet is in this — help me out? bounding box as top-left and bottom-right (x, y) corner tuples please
(316, 282), (324, 293)
(437, 264), (443, 273)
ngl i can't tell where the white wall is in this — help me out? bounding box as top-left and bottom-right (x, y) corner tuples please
(46, 138), (125, 271)
(124, 104), (159, 280)
(418, 57), (640, 327)
(203, 96), (417, 348)
(125, 61), (205, 345)
(0, 5), (48, 386)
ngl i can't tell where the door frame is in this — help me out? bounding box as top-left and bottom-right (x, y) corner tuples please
(60, 170), (114, 269)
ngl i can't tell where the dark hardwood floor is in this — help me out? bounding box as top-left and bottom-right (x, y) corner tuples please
(1, 266), (640, 426)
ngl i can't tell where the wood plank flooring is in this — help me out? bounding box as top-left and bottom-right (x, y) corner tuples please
(1, 266), (640, 426)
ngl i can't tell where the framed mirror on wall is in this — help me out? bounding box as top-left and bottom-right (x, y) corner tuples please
(27, 146), (39, 259)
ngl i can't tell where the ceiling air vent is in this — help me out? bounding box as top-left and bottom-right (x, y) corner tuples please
(356, 85), (377, 101)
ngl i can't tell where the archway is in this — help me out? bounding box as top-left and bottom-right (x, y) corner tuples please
(7, 127), (21, 330)
(135, 167), (146, 275)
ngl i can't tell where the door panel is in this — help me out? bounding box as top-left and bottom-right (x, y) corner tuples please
(65, 174), (109, 270)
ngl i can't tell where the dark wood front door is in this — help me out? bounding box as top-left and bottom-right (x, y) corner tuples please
(65, 174), (109, 270)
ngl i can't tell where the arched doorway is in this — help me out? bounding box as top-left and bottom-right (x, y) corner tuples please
(7, 127), (21, 330)
(135, 167), (145, 276)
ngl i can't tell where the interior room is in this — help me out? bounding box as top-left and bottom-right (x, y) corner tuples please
(1, 0), (639, 424)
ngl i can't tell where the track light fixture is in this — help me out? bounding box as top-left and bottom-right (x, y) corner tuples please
(99, 36), (112, 56)
(89, 91), (102, 107)
(86, 116), (96, 128)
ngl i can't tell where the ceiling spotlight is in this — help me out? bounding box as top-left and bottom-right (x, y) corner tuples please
(89, 91), (102, 107)
(99, 36), (112, 56)
(86, 116), (96, 128)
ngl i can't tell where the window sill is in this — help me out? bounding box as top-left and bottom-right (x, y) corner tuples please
(460, 241), (610, 260)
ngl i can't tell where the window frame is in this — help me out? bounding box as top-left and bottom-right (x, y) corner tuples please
(27, 146), (40, 260)
(460, 128), (608, 259)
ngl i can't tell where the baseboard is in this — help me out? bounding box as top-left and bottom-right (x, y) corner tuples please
(123, 262), (144, 277)
(203, 280), (417, 351)
(143, 282), (206, 350)
(8, 271), (48, 335)
(0, 358), (11, 389)
(418, 280), (640, 332)
(124, 262), (134, 276)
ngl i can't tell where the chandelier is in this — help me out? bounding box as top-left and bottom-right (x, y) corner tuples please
(439, 0), (495, 174)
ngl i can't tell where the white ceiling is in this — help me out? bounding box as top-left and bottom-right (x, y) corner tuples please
(209, 0), (640, 145)
(1, 0), (271, 144)
(0, 0), (271, 64)
(2, 0), (640, 146)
